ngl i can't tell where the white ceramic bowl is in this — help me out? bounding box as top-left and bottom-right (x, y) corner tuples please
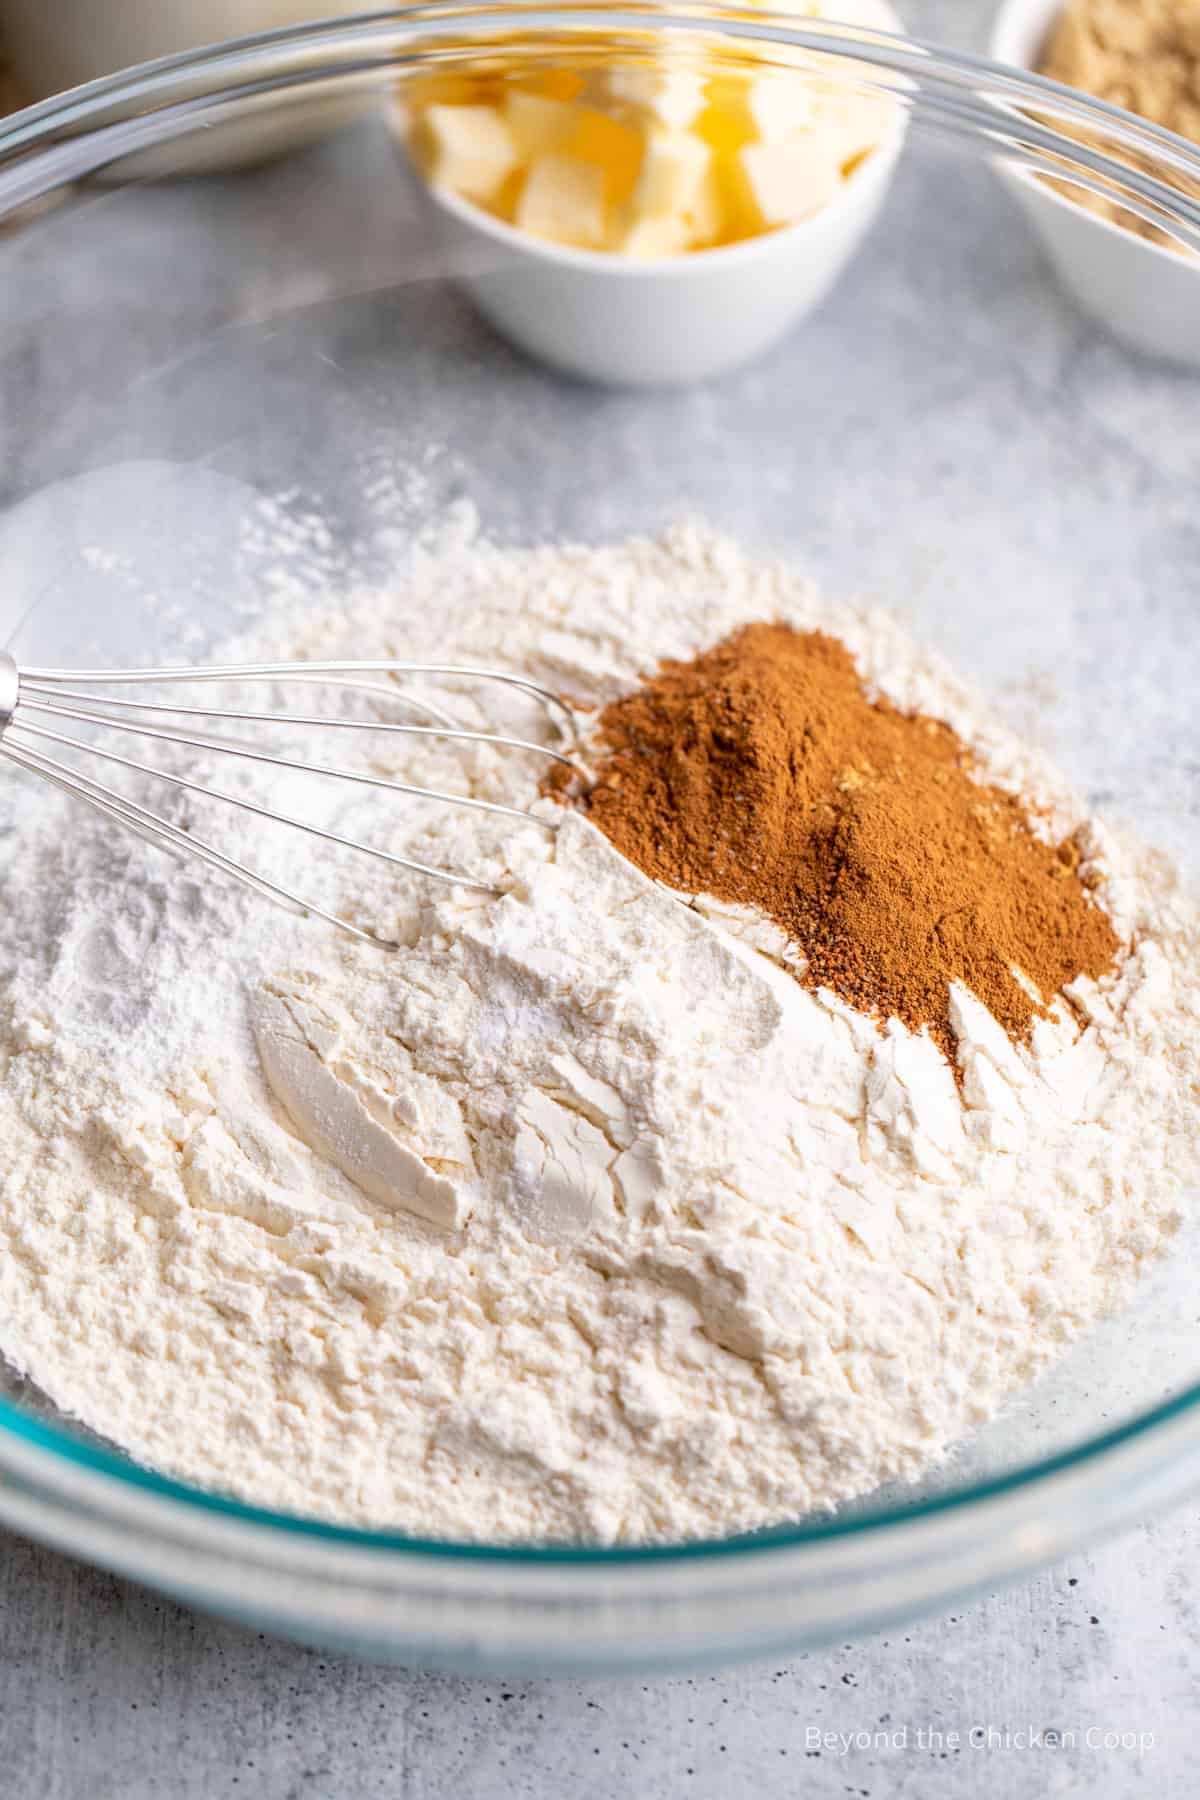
(401, 10), (907, 387)
(990, 0), (1200, 367)
(422, 121), (904, 386)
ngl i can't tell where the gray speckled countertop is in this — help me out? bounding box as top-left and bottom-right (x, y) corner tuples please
(3, 2), (1200, 1794)
(3, 1510), (1199, 1798)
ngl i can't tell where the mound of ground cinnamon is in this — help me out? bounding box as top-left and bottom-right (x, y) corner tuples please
(580, 623), (1119, 1062)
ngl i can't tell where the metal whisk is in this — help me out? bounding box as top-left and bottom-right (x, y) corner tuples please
(0, 650), (581, 947)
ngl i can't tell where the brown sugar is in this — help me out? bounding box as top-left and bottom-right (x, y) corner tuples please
(578, 622), (1120, 1063)
(1036, 0), (1200, 249)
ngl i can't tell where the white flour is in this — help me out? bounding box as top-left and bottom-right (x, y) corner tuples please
(0, 516), (1197, 1543)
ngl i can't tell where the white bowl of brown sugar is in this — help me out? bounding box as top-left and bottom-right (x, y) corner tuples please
(990, 0), (1200, 367)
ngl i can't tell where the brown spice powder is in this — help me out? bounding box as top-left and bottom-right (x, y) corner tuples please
(578, 622), (1120, 1062)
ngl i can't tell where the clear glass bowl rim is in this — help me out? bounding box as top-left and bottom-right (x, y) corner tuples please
(0, 5), (1198, 1578)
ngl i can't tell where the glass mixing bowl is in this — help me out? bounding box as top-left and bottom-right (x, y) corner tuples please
(1, 7), (1199, 1674)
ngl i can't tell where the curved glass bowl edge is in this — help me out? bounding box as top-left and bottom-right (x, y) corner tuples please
(0, 6), (1198, 1577)
(1, 6), (1200, 246)
(2, 1381), (1199, 1567)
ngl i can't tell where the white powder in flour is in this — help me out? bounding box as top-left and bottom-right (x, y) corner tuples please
(0, 517), (1197, 1543)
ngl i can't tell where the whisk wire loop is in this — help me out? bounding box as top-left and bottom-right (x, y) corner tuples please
(19, 658), (581, 749)
(0, 651), (583, 946)
(2, 735), (393, 946)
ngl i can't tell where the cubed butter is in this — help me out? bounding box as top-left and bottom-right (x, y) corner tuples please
(685, 166), (726, 244)
(419, 103), (518, 203)
(503, 90), (578, 160)
(634, 128), (711, 218)
(745, 72), (815, 140)
(612, 212), (691, 258)
(737, 132), (843, 226)
(516, 151), (608, 246)
(602, 66), (708, 129)
(405, 10), (888, 259)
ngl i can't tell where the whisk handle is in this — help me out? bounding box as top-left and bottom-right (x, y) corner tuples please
(0, 653), (16, 734)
